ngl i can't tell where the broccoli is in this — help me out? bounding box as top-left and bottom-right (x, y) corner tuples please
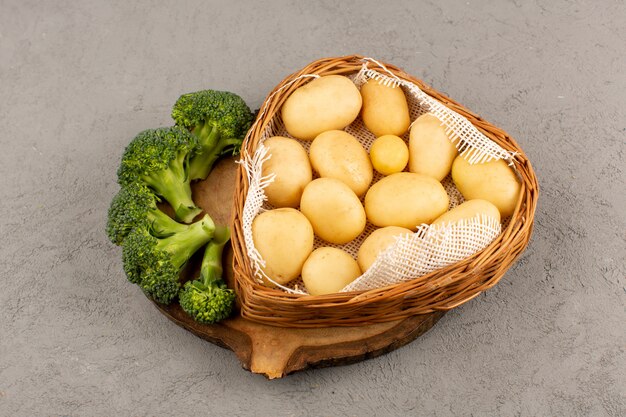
(179, 226), (235, 324)
(117, 127), (202, 223)
(171, 90), (254, 180)
(122, 213), (215, 304)
(106, 183), (189, 246)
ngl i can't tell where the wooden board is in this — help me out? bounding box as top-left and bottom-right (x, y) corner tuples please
(152, 157), (444, 379)
(154, 302), (444, 379)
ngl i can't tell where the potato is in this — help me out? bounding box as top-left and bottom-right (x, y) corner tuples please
(262, 136), (312, 208)
(364, 172), (449, 229)
(357, 226), (413, 273)
(360, 79), (411, 137)
(302, 247), (361, 295)
(432, 199), (501, 227)
(300, 178), (366, 244)
(451, 156), (521, 217)
(369, 134), (409, 175)
(309, 130), (373, 197)
(281, 75), (362, 141)
(252, 208), (314, 285)
(408, 113), (458, 181)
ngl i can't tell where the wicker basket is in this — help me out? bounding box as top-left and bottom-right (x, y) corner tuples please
(231, 55), (538, 328)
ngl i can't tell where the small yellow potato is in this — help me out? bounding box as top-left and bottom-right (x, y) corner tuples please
(451, 156), (521, 217)
(369, 134), (409, 175)
(364, 172), (449, 229)
(309, 130), (373, 197)
(432, 199), (501, 227)
(302, 247), (361, 295)
(357, 226), (413, 273)
(300, 178), (366, 244)
(281, 75), (362, 141)
(360, 79), (411, 137)
(262, 136), (312, 208)
(252, 208), (314, 285)
(408, 113), (458, 181)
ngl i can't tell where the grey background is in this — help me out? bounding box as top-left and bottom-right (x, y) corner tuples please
(1, 0), (624, 416)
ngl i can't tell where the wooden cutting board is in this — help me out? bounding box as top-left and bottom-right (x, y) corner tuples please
(152, 157), (444, 379)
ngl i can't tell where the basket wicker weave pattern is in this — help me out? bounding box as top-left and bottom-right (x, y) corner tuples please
(231, 55), (538, 328)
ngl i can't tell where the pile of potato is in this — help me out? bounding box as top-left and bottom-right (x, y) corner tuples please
(252, 75), (521, 295)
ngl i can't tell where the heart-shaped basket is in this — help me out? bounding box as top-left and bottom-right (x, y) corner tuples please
(230, 55), (538, 328)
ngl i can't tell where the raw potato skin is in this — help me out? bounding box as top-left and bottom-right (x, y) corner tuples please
(262, 136), (312, 208)
(252, 208), (314, 285)
(300, 178), (366, 244)
(309, 130), (373, 197)
(364, 172), (449, 230)
(357, 226), (413, 273)
(281, 75), (362, 141)
(409, 113), (458, 181)
(432, 199), (501, 226)
(360, 79), (411, 137)
(451, 156), (521, 217)
(369, 134), (409, 176)
(302, 247), (361, 295)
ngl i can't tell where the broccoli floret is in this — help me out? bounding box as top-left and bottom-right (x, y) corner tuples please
(106, 183), (189, 246)
(117, 127), (202, 223)
(179, 226), (235, 324)
(172, 90), (254, 180)
(122, 214), (215, 304)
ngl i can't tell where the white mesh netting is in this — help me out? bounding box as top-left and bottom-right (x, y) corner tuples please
(240, 58), (516, 294)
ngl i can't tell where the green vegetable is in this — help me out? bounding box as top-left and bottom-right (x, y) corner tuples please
(117, 127), (202, 223)
(179, 226), (235, 324)
(172, 90), (254, 180)
(122, 214), (215, 304)
(106, 183), (188, 246)
(110, 90), (252, 314)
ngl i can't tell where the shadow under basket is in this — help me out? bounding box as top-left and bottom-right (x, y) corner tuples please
(231, 55), (539, 328)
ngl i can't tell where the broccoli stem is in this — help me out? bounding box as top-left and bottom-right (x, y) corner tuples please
(190, 136), (243, 181)
(188, 121), (244, 180)
(189, 122), (221, 180)
(156, 214), (215, 268)
(143, 166), (201, 223)
(199, 226), (230, 286)
(147, 209), (189, 237)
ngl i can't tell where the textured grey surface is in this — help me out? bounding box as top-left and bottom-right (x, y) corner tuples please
(1, 0), (624, 416)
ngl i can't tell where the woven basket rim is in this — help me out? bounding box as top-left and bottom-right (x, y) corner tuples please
(230, 55), (539, 328)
